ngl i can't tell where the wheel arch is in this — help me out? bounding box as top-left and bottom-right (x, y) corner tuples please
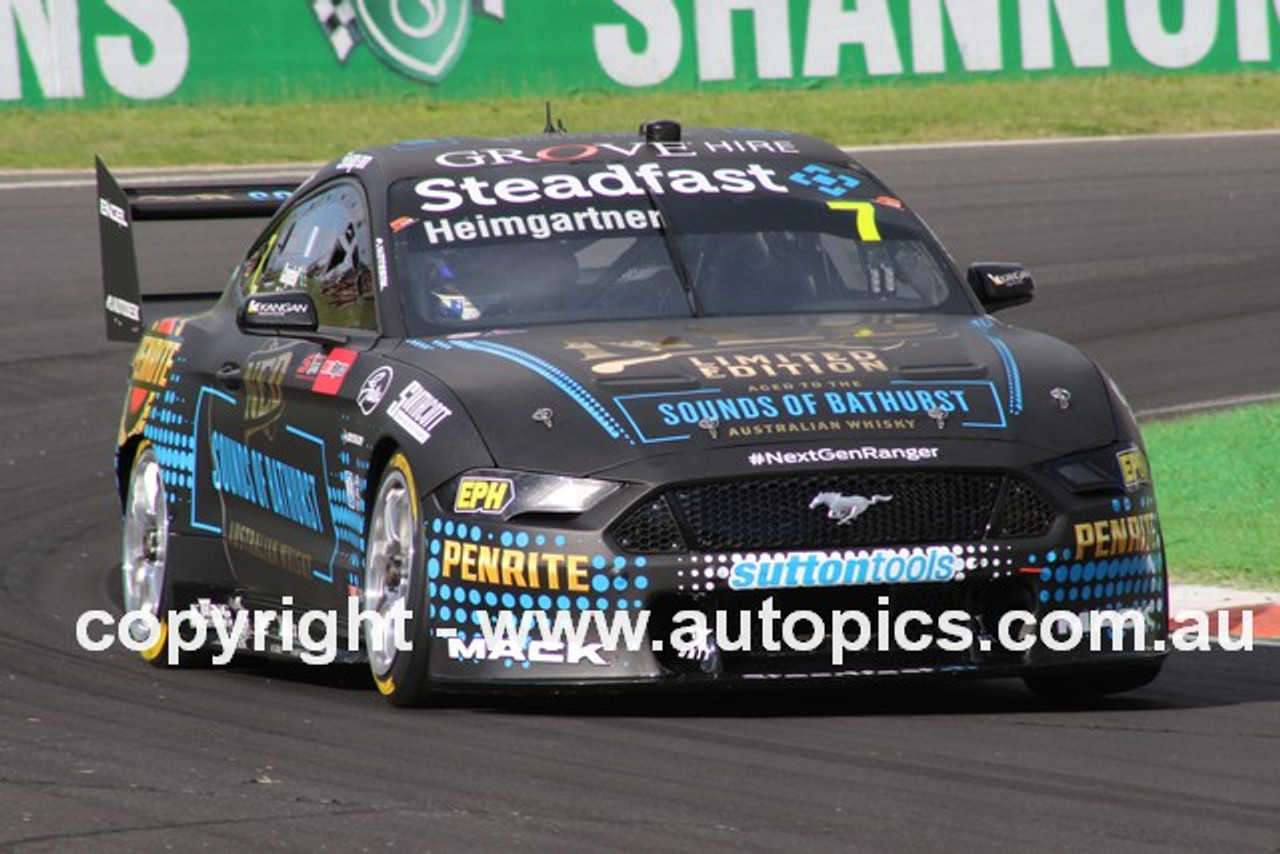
(364, 437), (404, 533)
(116, 433), (148, 509)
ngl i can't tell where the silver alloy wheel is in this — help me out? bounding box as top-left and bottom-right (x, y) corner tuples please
(121, 444), (168, 643)
(364, 467), (416, 677)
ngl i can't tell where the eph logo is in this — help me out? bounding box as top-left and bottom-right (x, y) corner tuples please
(311, 0), (507, 84)
(454, 476), (514, 515)
(1117, 447), (1150, 491)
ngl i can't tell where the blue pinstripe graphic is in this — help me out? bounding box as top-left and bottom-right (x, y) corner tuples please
(889, 380), (1007, 429)
(409, 339), (635, 443)
(285, 425), (341, 583)
(972, 319), (1023, 416)
(190, 386), (236, 534)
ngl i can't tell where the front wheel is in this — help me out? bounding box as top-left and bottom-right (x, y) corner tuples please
(363, 451), (433, 706)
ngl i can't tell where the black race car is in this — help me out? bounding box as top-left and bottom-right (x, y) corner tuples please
(99, 122), (1167, 705)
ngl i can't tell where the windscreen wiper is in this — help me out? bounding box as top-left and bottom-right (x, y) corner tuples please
(640, 185), (703, 317)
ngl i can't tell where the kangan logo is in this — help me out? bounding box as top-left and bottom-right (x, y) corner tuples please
(809, 492), (892, 525)
(311, 0), (507, 84)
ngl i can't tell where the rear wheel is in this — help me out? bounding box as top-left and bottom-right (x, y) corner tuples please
(363, 451), (433, 706)
(1023, 660), (1164, 701)
(121, 442), (173, 666)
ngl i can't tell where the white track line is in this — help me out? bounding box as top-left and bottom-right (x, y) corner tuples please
(0, 165), (316, 192)
(1136, 391), (1280, 420)
(0, 162), (319, 178)
(6, 128), (1280, 191)
(845, 127), (1280, 153)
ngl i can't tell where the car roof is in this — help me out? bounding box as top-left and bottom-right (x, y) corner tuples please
(305, 125), (863, 190)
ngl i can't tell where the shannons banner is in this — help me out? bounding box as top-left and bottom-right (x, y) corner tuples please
(4, 0), (1280, 107)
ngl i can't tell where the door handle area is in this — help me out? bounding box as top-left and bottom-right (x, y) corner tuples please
(216, 362), (243, 391)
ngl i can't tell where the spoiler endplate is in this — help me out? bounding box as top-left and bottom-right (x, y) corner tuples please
(95, 156), (299, 342)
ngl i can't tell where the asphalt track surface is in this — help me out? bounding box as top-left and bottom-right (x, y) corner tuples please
(2, 134), (1278, 852)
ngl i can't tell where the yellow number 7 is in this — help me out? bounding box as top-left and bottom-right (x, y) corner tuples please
(827, 201), (882, 242)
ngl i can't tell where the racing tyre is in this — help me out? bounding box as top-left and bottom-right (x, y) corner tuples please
(1023, 660), (1164, 701)
(121, 441), (176, 667)
(364, 451), (433, 707)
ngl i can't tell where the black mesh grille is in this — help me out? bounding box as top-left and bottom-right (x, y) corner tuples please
(610, 473), (1057, 554)
(992, 479), (1058, 538)
(612, 498), (687, 553)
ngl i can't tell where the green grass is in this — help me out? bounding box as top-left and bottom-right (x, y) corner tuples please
(3, 72), (1280, 169)
(1143, 403), (1280, 590)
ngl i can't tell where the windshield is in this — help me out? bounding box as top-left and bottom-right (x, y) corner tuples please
(388, 160), (971, 335)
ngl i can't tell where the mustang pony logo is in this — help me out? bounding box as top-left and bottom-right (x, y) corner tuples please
(809, 492), (892, 525)
(312, 0), (507, 84)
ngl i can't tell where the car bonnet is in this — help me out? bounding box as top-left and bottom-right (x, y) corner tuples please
(389, 314), (1118, 476)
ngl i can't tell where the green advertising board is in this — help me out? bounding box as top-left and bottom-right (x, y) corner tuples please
(3, 1), (1279, 108)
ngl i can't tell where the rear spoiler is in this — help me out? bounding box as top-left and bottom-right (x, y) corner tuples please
(96, 156), (299, 342)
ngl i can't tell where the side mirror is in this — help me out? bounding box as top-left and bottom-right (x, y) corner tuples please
(967, 262), (1034, 312)
(238, 291), (319, 334)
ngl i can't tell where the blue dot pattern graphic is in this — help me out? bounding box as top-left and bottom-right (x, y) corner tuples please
(1035, 552), (1166, 617)
(422, 519), (651, 646)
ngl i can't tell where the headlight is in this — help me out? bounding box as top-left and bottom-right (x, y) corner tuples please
(1042, 443), (1150, 495)
(443, 469), (621, 520)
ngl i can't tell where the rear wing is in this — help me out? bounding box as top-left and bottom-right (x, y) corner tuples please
(96, 156), (299, 342)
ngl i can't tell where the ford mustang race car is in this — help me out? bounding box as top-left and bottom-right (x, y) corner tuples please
(99, 121), (1167, 705)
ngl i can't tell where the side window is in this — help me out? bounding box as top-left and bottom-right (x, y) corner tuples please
(231, 237), (271, 296)
(243, 183), (377, 331)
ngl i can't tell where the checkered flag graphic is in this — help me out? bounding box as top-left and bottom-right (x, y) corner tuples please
(312, 0), (360, 62)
